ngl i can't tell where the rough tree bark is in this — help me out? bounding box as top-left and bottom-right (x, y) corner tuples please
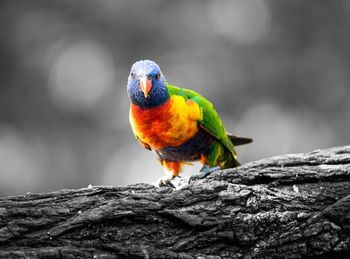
(0, 146), (350, 259)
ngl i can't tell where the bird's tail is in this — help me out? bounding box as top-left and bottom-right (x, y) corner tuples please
(227, 133), (253, 146)
(227, 132), (252, 167)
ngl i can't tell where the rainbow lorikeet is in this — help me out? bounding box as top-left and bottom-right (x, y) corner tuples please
(127, 60), (252, 187)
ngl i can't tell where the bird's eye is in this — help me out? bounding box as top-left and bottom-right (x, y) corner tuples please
(130, 72), (135, 79)
(155, 72), (161, 80)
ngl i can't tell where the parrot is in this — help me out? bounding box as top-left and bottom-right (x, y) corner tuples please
(127, 60), (252, 187)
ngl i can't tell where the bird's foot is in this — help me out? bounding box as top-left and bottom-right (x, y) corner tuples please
(157, 176), (176, 188)
(189, 165), (221, 183)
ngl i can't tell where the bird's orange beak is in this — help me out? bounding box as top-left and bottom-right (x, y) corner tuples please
(139, 76), (152, 98)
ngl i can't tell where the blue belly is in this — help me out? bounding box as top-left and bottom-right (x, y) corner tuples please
(155, 127), (214, 162)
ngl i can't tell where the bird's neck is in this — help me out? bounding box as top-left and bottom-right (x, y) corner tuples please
(129, 82), (170, 109)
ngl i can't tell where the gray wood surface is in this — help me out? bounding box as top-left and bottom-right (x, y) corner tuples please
(1, 146), (350, 258)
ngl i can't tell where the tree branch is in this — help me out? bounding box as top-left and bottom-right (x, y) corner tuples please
(1, 146), (350, 258)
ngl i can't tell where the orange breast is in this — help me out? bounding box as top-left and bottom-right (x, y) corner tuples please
(129, 95), (202, 149)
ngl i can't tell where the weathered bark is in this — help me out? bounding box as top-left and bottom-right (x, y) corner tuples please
(1, 146), (350, 259)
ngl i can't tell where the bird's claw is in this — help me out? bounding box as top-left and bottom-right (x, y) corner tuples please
(188, 165), (221, 184)
(157, 177), (176, 188)
(188, 172), (211, 184)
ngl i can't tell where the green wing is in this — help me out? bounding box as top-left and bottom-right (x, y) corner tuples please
(167, 84), (237, 158)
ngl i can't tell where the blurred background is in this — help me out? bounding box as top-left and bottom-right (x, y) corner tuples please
(0, 0), (349, 196)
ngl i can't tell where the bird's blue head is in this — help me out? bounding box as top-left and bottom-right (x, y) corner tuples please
(127, 60), (169, 109)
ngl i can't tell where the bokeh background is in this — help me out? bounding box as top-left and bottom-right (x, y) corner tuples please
(0, 0), (349, 196)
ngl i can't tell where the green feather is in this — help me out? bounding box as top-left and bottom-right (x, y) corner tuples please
(167, 84), (237, 159)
